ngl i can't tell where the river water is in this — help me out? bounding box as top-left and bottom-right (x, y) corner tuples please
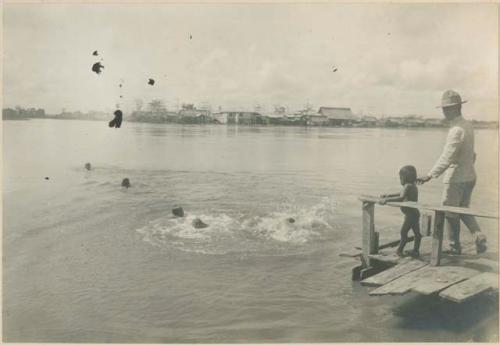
(3, 119), (499, 342)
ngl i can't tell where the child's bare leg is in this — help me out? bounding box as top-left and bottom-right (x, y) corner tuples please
(411, 221), (422, 257)
(396, 241), (407, 256)
(397, 217), (412, 256)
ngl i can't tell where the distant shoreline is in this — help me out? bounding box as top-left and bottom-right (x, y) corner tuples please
(4, 106), (498, 129)
(3, 116), (498, 130)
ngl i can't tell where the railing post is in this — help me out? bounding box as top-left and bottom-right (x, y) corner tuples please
(362, 201), (376, 267)
(431, 211), (445, 266)
(421, 212), (433, 237)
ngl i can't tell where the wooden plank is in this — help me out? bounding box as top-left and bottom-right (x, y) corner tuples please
(361, 259), (428, 286)
(431, 204), (498, 219)
(339, 251), (361, 258)
(358, 236), (413, 252)
(359, 195), (498, 219)
(362, 202), (375, 267)
(463, 258), (499, 273)
(378, 236), (413, 250)
(368, 235), (433, 265)
(368, 253), (402, 265)
(411, 266), (479, 295)
(360, 266), (379, 280)
(439, 272), (499, 303)
(370, 266), (429, 295)
(430, 211), (445, 266)
(370, 266), (479, 296)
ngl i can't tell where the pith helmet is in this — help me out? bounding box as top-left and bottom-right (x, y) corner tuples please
(437, 90), (468, 108)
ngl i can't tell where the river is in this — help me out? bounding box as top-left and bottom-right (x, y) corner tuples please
(3, 119), (498, 342)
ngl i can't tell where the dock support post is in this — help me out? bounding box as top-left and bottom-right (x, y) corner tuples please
(431, 211), (445, 266)
(362, 201), (376, 267)
(373, 232), (379, 254)
(421, 212), (433, 237)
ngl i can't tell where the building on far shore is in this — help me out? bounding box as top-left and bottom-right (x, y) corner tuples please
(3, 107), (45, 120)
(212, 112), (228, 124)
(177, 104), (211, 124)
(424, 118), (446, 127)
(213, 111), (264, 125)
(357, 115), (378, 127)
(303, 114), (328, 126)
(384, 116), (424, 127)
(318, 107), (357, 126)
(129, 110), (178, 123)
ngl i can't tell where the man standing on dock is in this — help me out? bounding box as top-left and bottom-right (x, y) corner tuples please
(417, 90), (487, 254)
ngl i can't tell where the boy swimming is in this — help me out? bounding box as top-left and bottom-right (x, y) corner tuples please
(380, 165), (422, 257)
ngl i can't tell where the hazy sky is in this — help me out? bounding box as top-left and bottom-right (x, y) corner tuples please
(3, 3), (498, 119)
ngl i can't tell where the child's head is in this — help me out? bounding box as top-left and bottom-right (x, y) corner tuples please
(399, 165), (417, 185)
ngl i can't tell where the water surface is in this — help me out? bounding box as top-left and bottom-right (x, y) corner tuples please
(3, 119), (499, 342)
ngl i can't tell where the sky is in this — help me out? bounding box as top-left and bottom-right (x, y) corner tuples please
(3, 3), (498, 119)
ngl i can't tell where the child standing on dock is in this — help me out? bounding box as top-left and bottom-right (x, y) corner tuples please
(380, 165), (422, 257)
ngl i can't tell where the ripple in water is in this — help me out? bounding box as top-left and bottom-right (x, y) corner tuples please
(136, 197), (337, 255)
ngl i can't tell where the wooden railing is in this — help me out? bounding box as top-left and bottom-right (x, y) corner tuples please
(358, 195), (498, 267)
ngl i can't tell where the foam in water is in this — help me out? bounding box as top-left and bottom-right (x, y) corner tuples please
(136, 197), (337, 254)
(245, 198), (336, 244)
(137, 213), (235, 243)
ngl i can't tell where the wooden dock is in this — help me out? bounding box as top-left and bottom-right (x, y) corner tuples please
(349, 195), (499, 303)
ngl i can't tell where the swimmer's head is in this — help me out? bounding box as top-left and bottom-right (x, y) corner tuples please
(399, 165), (417, 185)
(121, 178), (131, 188)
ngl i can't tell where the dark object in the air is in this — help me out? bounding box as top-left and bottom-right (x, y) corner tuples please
(148, 78), (155, 86)
(92, 62), (104, 74)
(44, 177), (49, 180)
(119, 83), (122, 88)
(332, 67), (338, 72)
(120, 95), (123, 98)
(172, 207), (185, 217)
(92, 50), (98, 56)
(121, 178), (131, 188)
(85, 163), (92, 171)
(109, 110), (123, 128)
(189, 34), (192, 40)
(192, 217), (208, 229)
(287, 218), (295, 224)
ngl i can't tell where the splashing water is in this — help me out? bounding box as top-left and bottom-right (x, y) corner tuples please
(136, 197), (337, 255)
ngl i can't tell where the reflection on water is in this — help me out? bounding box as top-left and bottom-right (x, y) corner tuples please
(3, 119), (498, 342)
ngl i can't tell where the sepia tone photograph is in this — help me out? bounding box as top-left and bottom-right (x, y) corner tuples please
(2, 1), (499, 343)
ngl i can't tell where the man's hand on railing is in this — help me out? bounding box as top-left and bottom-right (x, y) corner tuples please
(417, 175), (432, 185)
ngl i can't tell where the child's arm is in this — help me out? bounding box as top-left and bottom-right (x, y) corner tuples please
(380, 185), (410, 204)
(380, 192), (400, 198)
